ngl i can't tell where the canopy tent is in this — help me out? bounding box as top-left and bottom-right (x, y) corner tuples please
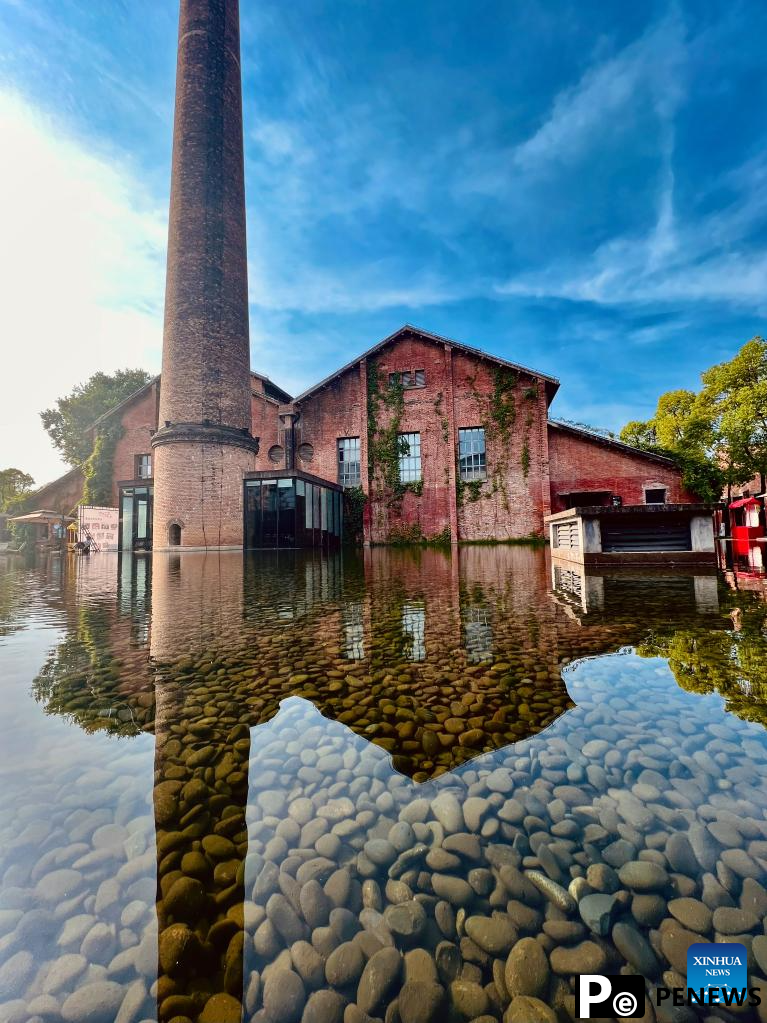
(8, 510), (76, 524)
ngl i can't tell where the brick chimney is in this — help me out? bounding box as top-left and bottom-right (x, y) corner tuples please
(152, 0), (258, 549)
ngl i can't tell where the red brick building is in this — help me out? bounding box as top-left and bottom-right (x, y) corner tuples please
(30, 324), (698, 549)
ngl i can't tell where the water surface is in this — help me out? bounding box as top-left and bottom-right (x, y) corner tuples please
(0, 548), (766, 1023)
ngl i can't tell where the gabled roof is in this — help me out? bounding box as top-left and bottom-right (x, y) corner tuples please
(293, 324), (560, 404)
(548, 420), (678, 467)
(89, 369), (292, 430)
(89, 376), (160, 431)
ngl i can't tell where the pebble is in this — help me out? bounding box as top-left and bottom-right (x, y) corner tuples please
(578, 894), (618, 937)
(357, 947), (402, 1015)
(262, 968), (306, 1023)
(618, 861), (669, 892)
(326, 942), (366, 987)
(464, 915), (516, 955)
(60, 981), (124, 1023)
(504, 937), (550, 999)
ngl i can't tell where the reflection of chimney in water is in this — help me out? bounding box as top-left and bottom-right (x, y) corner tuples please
(150, 550), (250, 1020)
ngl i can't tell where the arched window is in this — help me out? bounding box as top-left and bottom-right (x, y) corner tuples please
(169, 523), (182, 546)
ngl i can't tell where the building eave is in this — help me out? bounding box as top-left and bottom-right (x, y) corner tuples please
(548, 420), (679, 467)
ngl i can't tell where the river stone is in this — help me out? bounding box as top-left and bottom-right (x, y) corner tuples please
(659, 921), (708, 974)
(578, 894), (617, 937)
(404, 949), (438, 986)
(198, 992), (242, 1023)
(431, 874), (473, 907)
(465, 915), (516, 956)
(753, 935), (767, 975)
(291, 940), (325, 990)
(300, 881), (332, 930)
(618, 861), (669, 892)
(364, 840), (397, 867)
(631, 894), (666, 928)
(721, 849), (761, 879)
(201, 834), (235, 860)
(612, 921), (660, 977)
(384, 902), (427, 943)
(81, 923), (117, 964)
(504, 995), (557, 1022)
(668, 898), (712, 934)
(525, 871), (576, 913)
(35, 869), (82, 903)
(158, 924), (200, 975)
(504, 937), (550, 999)
(398, 980), (444, 1023)
(711, 906), (759, 934)
(0, 951), (35, 1000)
(268, 893), (306, 944)
(303, 989), (347, 1023)
(61, 981), (124, 1023)
(431, 793), (463, 833)
(463, 798), (489, 833)
(163, 876), (207, 923)
(357, 947), (402, 1015)
(326, 942), (366, 988)
(263, 968), (306, 1023)
(666, 833), (698, 876)
(42, 953), (88, 994)
(449, 979), (488, 1018)
(550, 941), (607, 976)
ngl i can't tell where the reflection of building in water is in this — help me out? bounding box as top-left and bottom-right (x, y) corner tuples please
(550, 560), (719, 619)
(401, 600), (426, 661)
(342, 600), (365, 659)
(462, 602), (493, 662)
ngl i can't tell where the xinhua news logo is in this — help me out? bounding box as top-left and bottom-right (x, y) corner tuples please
(576, 943), (763, 1019)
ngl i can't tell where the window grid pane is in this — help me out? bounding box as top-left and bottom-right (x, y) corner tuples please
(337, 437), (361, 487)
(458, 427), (487, 481)
(398, 432), (421, 483)
(387, 370), (426, 389)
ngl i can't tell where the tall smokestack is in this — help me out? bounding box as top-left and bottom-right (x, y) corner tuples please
(152, 0), (257, 549)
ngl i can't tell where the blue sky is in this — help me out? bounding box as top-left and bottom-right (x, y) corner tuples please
(1, 0), (766, 482)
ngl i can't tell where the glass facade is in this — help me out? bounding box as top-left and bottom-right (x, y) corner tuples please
(458, 427), (487, 481)
(120, 486), (153, 551)
(398, 432), (421, 483)
(245, 476), (342, 549)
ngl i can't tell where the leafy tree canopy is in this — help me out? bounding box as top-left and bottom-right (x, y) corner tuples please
(0, 468), (35, 512)
(40, 369), (151, 468)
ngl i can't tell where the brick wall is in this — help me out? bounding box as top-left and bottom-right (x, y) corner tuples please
(153, 441), (255, 548)
(547, 424), (693, 511)
(295, 332), (551, 543)
(111, 381), (160, 503)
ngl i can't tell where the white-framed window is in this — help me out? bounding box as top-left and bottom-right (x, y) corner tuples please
(337, 437), (361, 487)
(398, 432), (421, 482)
(136, 454), (152, 479)
(458, 427), (487, 481)
(644, 485), (667, 504)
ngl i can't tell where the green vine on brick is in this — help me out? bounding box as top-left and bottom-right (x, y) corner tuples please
(434, 391), (449, 444)
(83, 422), (122, 506)
(342, 485), (367, 544)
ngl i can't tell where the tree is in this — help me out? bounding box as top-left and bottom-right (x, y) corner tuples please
(40, 369), (151, 467)
(619, 389), (723, 502)
(700, 336), (767, 493)
(0, 468), (35, 511)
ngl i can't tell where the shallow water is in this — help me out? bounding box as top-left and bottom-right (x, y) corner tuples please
(0, 547), (766, 1023)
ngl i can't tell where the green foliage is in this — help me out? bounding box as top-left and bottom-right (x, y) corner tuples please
(0, 468), (35, 512)
(457, 478), (484, 504)
(520, 440), (530, 478)
(700, 336), (767, 490)
(488, 368), (517, 443)
(342, 486), (367, 544)
(41, 368), (151, 468)
(367, 362), (407, 493)
(83, 421), (122, 506)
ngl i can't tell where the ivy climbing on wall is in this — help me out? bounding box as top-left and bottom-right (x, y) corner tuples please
(83, 422), (122, 506)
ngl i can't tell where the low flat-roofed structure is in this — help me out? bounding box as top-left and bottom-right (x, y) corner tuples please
(545, 503), (719, 567)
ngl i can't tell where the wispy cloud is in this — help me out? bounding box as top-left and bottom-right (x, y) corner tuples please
(0, 88), (166, 482)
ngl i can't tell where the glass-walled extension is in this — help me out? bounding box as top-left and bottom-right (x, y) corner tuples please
(244, 472), (343, 549)
(119, 485), (153, 551)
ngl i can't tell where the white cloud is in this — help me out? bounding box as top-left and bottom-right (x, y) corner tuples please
(0, 89), (166, 484)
